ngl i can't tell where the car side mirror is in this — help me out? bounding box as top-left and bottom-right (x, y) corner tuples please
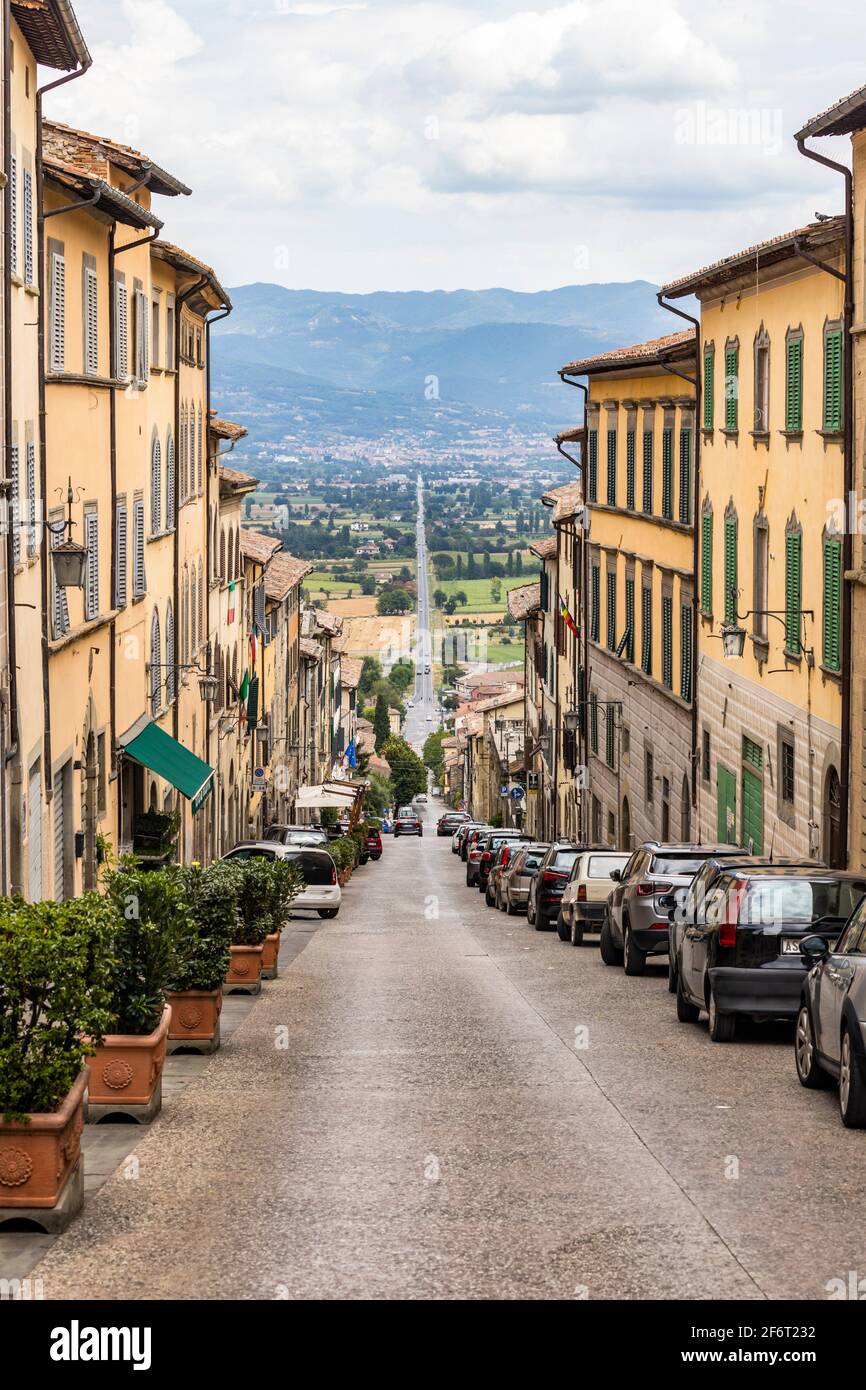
(800, 935), (830, 964)
(609, 869), (621, 883)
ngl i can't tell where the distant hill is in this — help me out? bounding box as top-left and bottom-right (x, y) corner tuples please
(211, 281), (673, 440)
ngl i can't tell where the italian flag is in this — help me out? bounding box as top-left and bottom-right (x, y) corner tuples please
(560, 595), (579, 638)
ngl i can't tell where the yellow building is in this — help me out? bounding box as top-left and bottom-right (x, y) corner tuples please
(560, 332), (697, 849)
(263, 549), (311, 823)
(541, 480), (583, 841)
(662, 222), (845, 862)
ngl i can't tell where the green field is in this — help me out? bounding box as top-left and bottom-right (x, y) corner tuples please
(434, 575), (530, 613)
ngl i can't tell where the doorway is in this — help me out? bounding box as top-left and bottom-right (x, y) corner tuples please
(823, 765), (842, 868)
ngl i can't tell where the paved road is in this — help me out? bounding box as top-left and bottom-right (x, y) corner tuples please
(24, 807), (866, 1300)
(402, 474), (438, 754)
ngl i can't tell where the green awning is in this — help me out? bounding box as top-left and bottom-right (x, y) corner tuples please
(119, 716), (214, 814)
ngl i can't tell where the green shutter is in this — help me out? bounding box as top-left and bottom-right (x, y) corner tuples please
(662, 593), (673, 688)
(785, 336), (803, 432)
(606, 706), (615, 768)
(625, 576), (635, 662)
(723, 516), (737, 625)
(784, 531), (802, 654)
(641, 585), (652, 675)
(823, 536), (842, 671)
(606, 570), (616, 651)
(724, 346), (739, 431)
(606, 428), (617, 506)
(662, 427), (673, 519)
(626, 429), (635, 509)
(680, 603), (693, 702)
(701, 511), (713, 614)
(588, 429), (598, 501)
(591, 564), (600, 642)
(590, 690), (598, 755)
(823, 331), (843, 432)
(642, 429), (653, 512)
(703, 348), (714, 429)
(678, 427), (692, 524)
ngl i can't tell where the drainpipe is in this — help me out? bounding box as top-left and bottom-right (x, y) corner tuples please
(795, 139), (853, 868)
(2, 0), (14, 891)
(558, 373), (591, 842)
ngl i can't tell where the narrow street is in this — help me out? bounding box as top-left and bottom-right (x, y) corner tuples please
(21, 813), (866, 1301)
(402, 474), (437, 753)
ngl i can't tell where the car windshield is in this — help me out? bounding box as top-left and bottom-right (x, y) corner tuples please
(283, 851), (335, 886)
(740, 877), (866, 926)
(587, 855), (628, 878)
(284, 832), (325, 846)
(225, 847), (277, 861)
(554, 849), (579, 869)
(651, 855), (713, 876)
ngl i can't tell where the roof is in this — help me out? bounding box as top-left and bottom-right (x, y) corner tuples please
(43, 157), (163, 231)
(530, 533), (557, 561)
(43, 119), (190, 198)
(239, 528), (281, 566)
(661, 219), (845, 299)
(561, 330), (695, 376)
(300, 637), (322, 661)
(797, 84), (866, 139)
(474, 690), (525, 714)
(313, 609), (343, 637)
(152, 242), (231, 311)
(12, 1), (90, 70)
(554, 425), (585, 446)
(507, 580), (542, 621)
(218, 463), (258, 497)
(264, 551), (311, 602)
(543, 480), (583, 522)
(211, 418), (249, 444)
(340, 656), (363, 689)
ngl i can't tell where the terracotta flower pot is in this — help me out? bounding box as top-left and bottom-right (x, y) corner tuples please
(86, 1005), (171, 1123)
(261, 932), (281, 981)
(224, 942), (264, 994)
(0, 1070), (87, 1210)
(165, 988), (223, 1054)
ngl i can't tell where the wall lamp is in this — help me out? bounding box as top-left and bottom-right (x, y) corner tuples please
(720, 589), (814, 661)
(47, 477), (89, 589)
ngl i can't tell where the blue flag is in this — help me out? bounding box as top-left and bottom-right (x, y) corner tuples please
(346, 738), (357, 769)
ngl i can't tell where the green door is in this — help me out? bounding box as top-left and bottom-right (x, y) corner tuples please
(717, 764), (737, 844)
(741, 738), (764, 854)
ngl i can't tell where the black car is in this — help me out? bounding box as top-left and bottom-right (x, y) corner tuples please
(438, 811), (469, 837)
(527, 841), (579, 930)
(673, 863), (866, 1042)
(394, 806), (423, 837)
(477, 831), (532, 898)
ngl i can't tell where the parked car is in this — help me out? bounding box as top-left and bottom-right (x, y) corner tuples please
(222, 842), (342, 918)
(602, 842), (744, 977)
(438, 811), (469, 837)
(453, 821), (483, 854)
(527, 842), (580, 929)
(673, 863), (866, 1041)
(480, 832), (532, 903)
(364, 825), (383, 861)
(796, 894), (866, 1125)
(558, 849), (630, 945)
(415, 793), (428, 804)
(498, 843), (550, 914)
(461, 825), (491, 863)
(264, 823), (329, 847)
(394, 806), (423, 837)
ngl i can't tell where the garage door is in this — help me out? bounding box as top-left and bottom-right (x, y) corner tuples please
(742, 738), (764, 854)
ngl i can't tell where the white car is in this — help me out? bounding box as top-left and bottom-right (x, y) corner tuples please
(223, 842), (342, 919)
(427, 714), (433, 721)
(558, 849), (630, 945)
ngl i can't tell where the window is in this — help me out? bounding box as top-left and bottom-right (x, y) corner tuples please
(723, 511), (738, 625)
(49, 249), (66, 373)
(165, 602), (175, 703)
(10, 442), (20, 564)
(84, 509), (99, 622)
(703, 344), (714, 429)
(624, 575), (635, 662)
(661, 427), (673, 519)
(197, 559), (204, 650)
(115, 278), (129, 380)
(785, 329), (803, 433)
(701, 505), (713, 615)
(150, 608), (161, 714)
(662, 592), (673, 688)
(150, 435), (162, 534)
(134, 286), (149, 382)
(785, 522), (802, 655)
(823, 533), (842, 671)
(50, 512), (70, 639)
(133, 497), (146, 598)
(151, 298), (161, 369)
(590, 562), (600, 643)
(197, 406), (203, 493)
(115, 498), (128, 609)
(83, 261), (98, 376)
(753, 515), (769, 642)
(702, 727), (711, 783)
(606, 570), (617, 652)
(10, 156), (18, 276)
(606, 427), (617, 506)
(678, 426), (692, 524)
(824, 323), (843, 432)
(724, 340), (739, 431)
(680, 601), (693, 702)
(605, 704), (615, 769)
(642, 427), (653, 513)
(641, 583), (652, 675)
(645, 745), (654, 803)
(587, 428), (598, 503)
(166, 299), (175, 370)
(626, 428), (635, 510)
(166, 433), (175, 529)
(753, 326), (769, 432)
(26, 441), (37, 557)
(23, 168), (33, 285)
(590, 690), (598, 755)
(780, 730), (795, 810)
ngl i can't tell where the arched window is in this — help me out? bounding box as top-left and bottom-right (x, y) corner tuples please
(197, 558), (203, 649)
(165, 601), (175, 704)
(166, 431), (175, 529)
(220, 528), (226, 581)
(232, 525), (238, 579)
(197, 405), (203, 493)
(150, 433), (161, 534)
(179, 405), (187, 501)
(150, 607), (161, 714)
(180, 569), (188, 664)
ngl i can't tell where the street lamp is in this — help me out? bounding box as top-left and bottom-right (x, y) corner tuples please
(721, 587), (814, 661)
(47, 478), (88, 589)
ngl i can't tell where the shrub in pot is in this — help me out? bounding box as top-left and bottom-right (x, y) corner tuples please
(328, 836), (358, 884)
(229, 858), (302, 986)
(166, 863), (238, 1051)
(0, 894), (118, 1212)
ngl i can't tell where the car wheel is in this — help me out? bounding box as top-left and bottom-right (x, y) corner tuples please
(599, 914), (623, 966)
(707, 987), (736, 1042)
(795, 1003), (832, 1090)
(676, 972), (700, 1023)
(506, 894), (518, 916)
(570, 916), (584, 947)
(667, 951), (678, 994)
(527, 899), (537, 927)
(318, 908), (339, 919)
(623, 923), (646, 977)
(839, 1027), (866, 1127)
(556, 910), (569, 942)
(485, 883), (495, 906)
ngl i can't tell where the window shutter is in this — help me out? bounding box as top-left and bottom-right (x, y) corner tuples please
(150, 609), (161, 714)
(10, 444), (20, 564)
(590, 564), (600, 642)
(84, 511), (99, 621)
(784, 531), (802, 653)
(785, 337), (802, 432)
(701, 511), (713, 613)
(115, 282), (129, 380)
(626, 429), (635, 510)
(23, 169), (34, 285)
(624, 576), (635, 662)
(823, 537), (841, 671)
(605, 705), (615, 769)
(10, 157), (17, 276)
(255, 580), (266, 636)
(641, 585), (652, 675)
(166, 434), (176, 528)
(723, 517), (737, 625)
(680, 603), (693, 702)
(197, 408), (203, 493)
(823, 331), (843, 432)
(84, 266), (99, 375)
(590, 690), (598, 755)
(703, 348), (714, 428)
(724, 346), (738, 430)
(678, 428), (692, 524)
(661, 427), (673, 519)
(662, 593), (673, 688)
(606, 428), (616, 506)
(49, 252), (66, 373)
(133, 498), (146, 597)
(197, 560), (203, 649)
(51, 521), (70, 639)
(606, 570), (616, 651)
(26, 441), (37, 556)
(150, 437), (161, 534)
(587, 429), (598, 502)
(642, 429), (653, 513)
(115, 500), (128, 609)
(166, 603), (176, 703)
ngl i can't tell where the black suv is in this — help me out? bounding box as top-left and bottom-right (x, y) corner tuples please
(394, 806), (423, 837)
(673, 862), (866, 1041)
(527, 842), (579, 930)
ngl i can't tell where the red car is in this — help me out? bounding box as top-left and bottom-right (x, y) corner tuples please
(365, 826), (383, 860)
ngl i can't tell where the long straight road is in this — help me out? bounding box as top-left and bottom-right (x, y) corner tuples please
(22, 806), (866, 1300)
(402, 474), (437, 753)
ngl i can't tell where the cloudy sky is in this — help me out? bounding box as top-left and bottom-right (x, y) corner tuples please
(46, 0), (866, 294)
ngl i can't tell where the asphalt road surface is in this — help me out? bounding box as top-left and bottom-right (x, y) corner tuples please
(23, 802), (866, 1300)
(402, 474), (439, 754)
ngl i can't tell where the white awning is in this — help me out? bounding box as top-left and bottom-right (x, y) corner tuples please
(295, 782), (361, 809)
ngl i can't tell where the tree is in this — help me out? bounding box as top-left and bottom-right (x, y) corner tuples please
(359, 656), (383, 699)
(377, 589), (411, 615)
(381, 736), (427, 807)
(467, 552), (478, 579)
(490, 578), (502, 604)
(389, 660), (414, 694)
(507, 551), (514, 576)
(361, 576), (376, 595)
(453, 590), (468, 608)
(455, 554), (464, 579)
(433, 552), (455, 577)
(373, 692), (391, 751)
(433, 588), (447, 608)
(515, 552), (523, 575)
(423, 729), (447, 776)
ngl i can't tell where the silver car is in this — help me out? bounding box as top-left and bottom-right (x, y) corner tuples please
(797, 892), (866, 1126)
(602, 842), (742, 977)
(499, 843), (549, 915)
(223, 841), (342, 919)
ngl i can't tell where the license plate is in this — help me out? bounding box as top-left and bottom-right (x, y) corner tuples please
(781, 937), (804, 955)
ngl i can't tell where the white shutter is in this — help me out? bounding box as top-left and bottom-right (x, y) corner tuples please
(150, 609), (161, 713)
(26, 441), (37, 556)
(115, 499), (128, 609)
(10, 443), (20, 564)
(166, 603), (175, 703)
(10, 157), (17, 276)
(51, 519), (70, 638)
(84, 266), (99, 375)
(197, 407), (203, 493)
(136, 289), (150, 381)
(166, 434), (175, 528)
(84, 511), (99, 621)
(23, 169), (34, 284)
(28, 766), (43, 902)
(150, 436), (161, 534)
(49, 252), (66, 373)
(133, 498), (146, 597)
(115, 282), (129, 380)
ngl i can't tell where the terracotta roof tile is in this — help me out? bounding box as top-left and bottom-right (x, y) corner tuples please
(797, 84), (866, 139)
(561, 330), (695, 376)
(239, 528), (281, 566)
(12, 2), (90, 70)
(661, 219), (845, 298)
(530, 533), (557, 561)
(43, 156), (163, 230)
(340, 656), (363, 689)
(554, 425), (585, 445)
(313, 609), (343, 636)
(300, 637), (321, 660)
(264, 550), (311, 601)
(154, 243), (231, 309)
(507, 580), (542, 620)
(543, 480), (583, 522)
(42, 119), (190, 197)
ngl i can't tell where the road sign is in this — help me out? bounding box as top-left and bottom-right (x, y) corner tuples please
(510, 785), (525, 801)
(252, 766), (267, 790)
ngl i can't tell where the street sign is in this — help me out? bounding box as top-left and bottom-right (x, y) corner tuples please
(510, 785), (525, 801)
(252, 766), (267, 790)
(500, 784), (509, 798)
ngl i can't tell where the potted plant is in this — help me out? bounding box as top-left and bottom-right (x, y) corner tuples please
(226, 858), (301, 990)
(0, 894), (117, 1226)
(259, 858), (302, 979)
(165, 863), (238, 1053)
(93, 861), (188, 1122)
